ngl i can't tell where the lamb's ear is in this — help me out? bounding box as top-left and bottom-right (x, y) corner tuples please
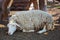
(15, 23), (20, 27)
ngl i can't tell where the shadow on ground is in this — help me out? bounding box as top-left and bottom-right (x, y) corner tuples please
(0, 25), (60, 40)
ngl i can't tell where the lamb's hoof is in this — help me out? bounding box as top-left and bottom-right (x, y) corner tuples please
(37, 30), (46, 34)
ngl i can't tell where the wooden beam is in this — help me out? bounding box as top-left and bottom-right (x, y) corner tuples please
(2, 0), (11, 20)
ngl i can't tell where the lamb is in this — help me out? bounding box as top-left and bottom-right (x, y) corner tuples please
(7, 10), (54, 35)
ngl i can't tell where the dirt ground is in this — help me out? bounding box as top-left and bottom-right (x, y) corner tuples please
(0, 8), (60, 40)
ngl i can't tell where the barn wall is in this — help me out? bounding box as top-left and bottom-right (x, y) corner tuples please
(57, 0), (60, 2)
(0, 0), (4, 10)
(10, 0), (30, 11)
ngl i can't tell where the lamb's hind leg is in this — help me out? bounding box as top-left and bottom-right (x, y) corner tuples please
(37, 26), (47, 34)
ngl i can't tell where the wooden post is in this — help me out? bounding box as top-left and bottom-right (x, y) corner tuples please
(39, 0), (47, 12)
(39, 0), (45, 10)
(2, 0), (13, 21)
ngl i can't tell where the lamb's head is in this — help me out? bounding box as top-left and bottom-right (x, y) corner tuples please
(7, 20), (20, 35)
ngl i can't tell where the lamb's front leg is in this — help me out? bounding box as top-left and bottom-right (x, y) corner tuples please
(37, 26), (47, 33)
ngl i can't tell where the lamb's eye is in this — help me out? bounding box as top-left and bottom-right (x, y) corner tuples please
(12, 25), (15, 26)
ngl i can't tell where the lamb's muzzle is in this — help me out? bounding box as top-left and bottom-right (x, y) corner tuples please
(7, 10), (54, 35)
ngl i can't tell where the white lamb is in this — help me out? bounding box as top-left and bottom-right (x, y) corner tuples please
(7, 10), (54, 35)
